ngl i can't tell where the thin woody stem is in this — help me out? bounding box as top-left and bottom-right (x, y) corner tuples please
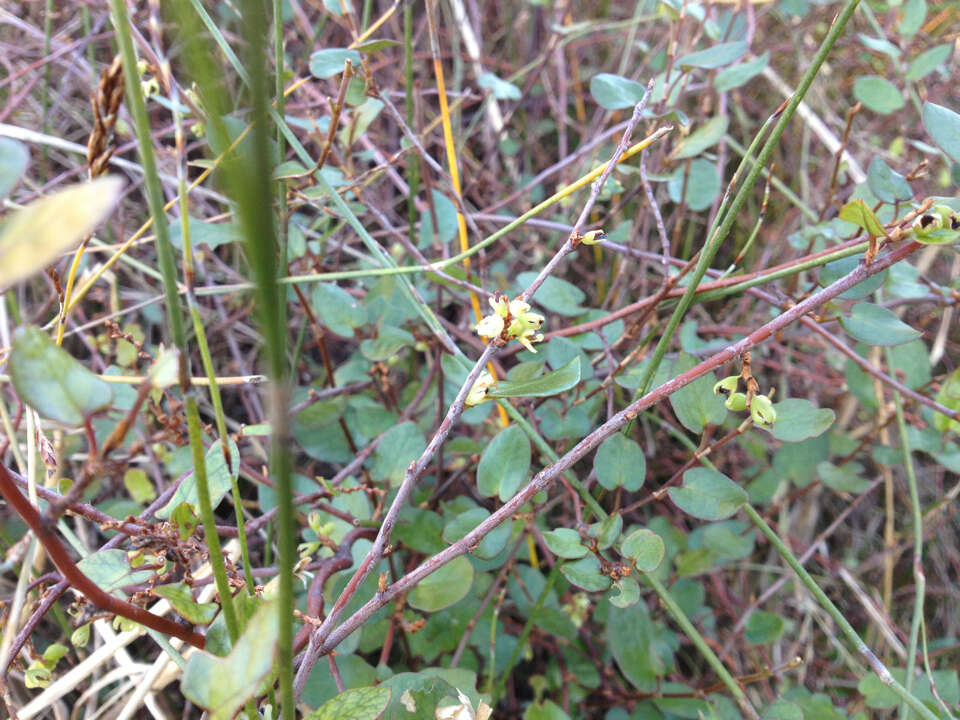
(312, 239), (923, 656)
(293, 343), (498, 699)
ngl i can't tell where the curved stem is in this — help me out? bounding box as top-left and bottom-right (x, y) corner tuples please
(0, 462), (206, 650)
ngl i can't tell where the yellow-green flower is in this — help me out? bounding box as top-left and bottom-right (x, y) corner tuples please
(724, 392), (747, 411)
(750, 394), (777, 427)
(475, 312), (505, 340)
(475, 294), (546, 352)
(465, 371), (495, 407)
(713, 375), (740, 396)
(580, 229), (607, 245)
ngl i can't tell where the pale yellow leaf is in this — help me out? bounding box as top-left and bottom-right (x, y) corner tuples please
(0, 176), (124, 289)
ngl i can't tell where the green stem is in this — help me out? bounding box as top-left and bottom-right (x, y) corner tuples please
(108, 0), (186, 350)
(404, 0), (420, 249)
(744, 504), (938, 720)
(646, 573), (756, 718)
(185, 397), (239, 642)
(190, 302), (256, 594)
(111, 0), (243, 647)
(885, 344), (924, 720)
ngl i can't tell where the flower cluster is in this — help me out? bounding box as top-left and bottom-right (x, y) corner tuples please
(713, 375), (777, 428)
(475, 294), (545, 353)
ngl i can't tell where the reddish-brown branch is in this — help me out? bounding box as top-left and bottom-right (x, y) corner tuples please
(0, 462), (206, 650)
(312, 239), (926, 656)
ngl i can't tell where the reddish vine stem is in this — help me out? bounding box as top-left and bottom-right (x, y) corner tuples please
(291, 526), (377, 655)
(0, 462), (206, 650)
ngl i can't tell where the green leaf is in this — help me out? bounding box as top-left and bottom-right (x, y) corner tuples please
(360, 325), (415, 361)
(156, 438), (240, 519)
(408, 556), (474, 612)
(900, 0), (927, 36)
(312, 283), (368, 337)
(168, 216), (241, 250)
(524, 700), (572, 720)
(0, 137), (29, 200)
(713, 52), (769, 92)
(123, 469), (156, 504)
(818, 254), (887, 299)
(77, 549), (156, 593)
(859, 668), (959, 709)
(607, 603), (677, 691)
(620, 529), (665, 572)
(652, 683), (709, 718)
(672, 115), (728, 160)
(169, 502), (199, 540)
(817, 461), (871, 493)
(770, 398), (835, 442)
(888, 339), (931, 390)
(589, 73), (647, 110)
(840, 302), (921, 346)
(745, 611), (786, 643)
(379, 672), (463, 720)
(669, 354), (727, 433)
(309, 48), (363, 78)
(478, 72), (522, 100)
(272, 160), (311, 179)
(477, 424), (530, 500)
(589, 513), (623, 551)
(923, 101), (960, 165)
(442, 507), (510, 560)
(692, 521), (754, 562)
(559, 556), (611, 592)
(305, 686), (392, 720)
(669, 468), (747, 521)
(181, 600), (279, 720)
(516, 272), (586, 316)
(668, 157), (720, 211)
(353, 39), (401, 54)
(857, 34), (901, 60)
(906, 44), (952, 82)
(852, 76), (904, 115)
(934, 367), (960, 433)
(9, 326), (114, 426)
(866, 157), (912, 203)
(838, 198), (887, 237)
(609, 577), (641, 609)
(543, 528), (589, 559)
(677, 41), (748, 70)
(761, 700), (804, 720)
(593, 434), (646, 491)
(488, 357), (581, 398)
(419, 189), (458, 248)
(371, 422), (426, 482)
(0, 176), (124, 289)
(339, 98), (383, 147)
(153, 582), (219, 625)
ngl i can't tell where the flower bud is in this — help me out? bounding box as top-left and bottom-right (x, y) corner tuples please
(465, 371), (496, 406)
(750, 394), (777, 427)
(581, 229), (607, 245)
(713, 375), (740, 396)
(475, 313), (505, 340)
(725, 392), (747, 411)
